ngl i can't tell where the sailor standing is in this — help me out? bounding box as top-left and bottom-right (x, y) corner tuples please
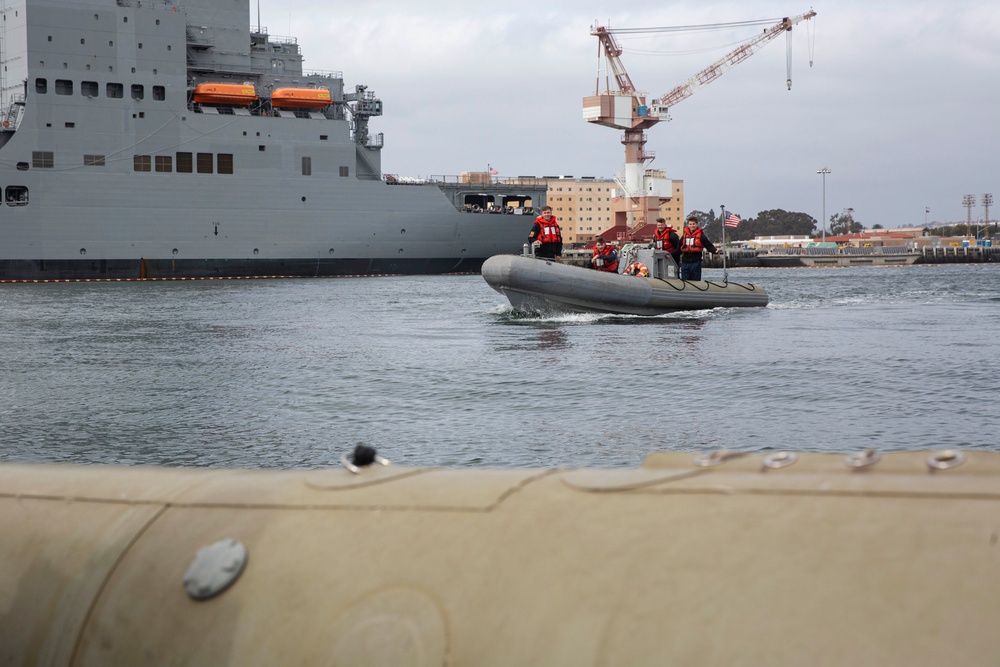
(528, 206), (563, 260)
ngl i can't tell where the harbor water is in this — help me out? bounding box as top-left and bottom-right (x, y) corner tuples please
(1, 263), (998, 469)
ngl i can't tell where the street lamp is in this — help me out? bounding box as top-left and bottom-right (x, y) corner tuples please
(817, 168), (831, 242)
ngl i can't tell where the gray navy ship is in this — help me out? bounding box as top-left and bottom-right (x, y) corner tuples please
(0, 0), (544, 280)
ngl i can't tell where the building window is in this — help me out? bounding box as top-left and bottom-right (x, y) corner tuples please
(301, 156), (312, 176)
(84, 155), (105, 166)
(217, 154), (233, 174)
(339, 166), (349, 177)
(55, 79), (73, 95)
(133, 155), (151, 172)
(131, 84), (144, 100)
(155, 155), (172, 172)
(35, 78), (47, 94)
(196, 153), (213, 174)
(176, 152), (193, 173)
(32, 151), (54, 168)
(107, 83), (123, 98)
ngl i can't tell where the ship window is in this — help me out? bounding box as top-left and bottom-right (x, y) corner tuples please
(176, 152), (193, 173)
(55, 79), (73, 95)
(218, 154), (233, 175)
(339, 166), (349, 177)
(301, 156), (312, 176)
(133, 155), (151, 172)
(131, 84), (144, 100)
(32, 151), (54, 169)
(48, 36), (52, 42)
(81, 38), (86, 45)
(152, 86), (165, 101)
(81, 81), (98, 97)
(35, 78), (47, 94)
(196, 153), (213, 174)
(16, 162), (29, 171)
(155, 156), (172, 172)
(65, 122), (75, 128)
(107, 83), (123, 98)
(6, 186), (29, 206)
(84, 155), (106, 166)
(320, 135), (328, 141)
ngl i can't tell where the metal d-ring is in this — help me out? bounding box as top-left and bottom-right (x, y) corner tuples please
(844, 448), (881, 468)
(926, 449), (966, 471)
(762, 451), (798, 470)
(693, 450), (745, 467)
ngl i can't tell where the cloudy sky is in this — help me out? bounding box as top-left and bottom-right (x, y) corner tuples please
(258, 1), (999, 230)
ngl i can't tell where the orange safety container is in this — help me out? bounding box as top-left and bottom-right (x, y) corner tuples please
(192, 83), (258, 105)
(270, 87), (332, 109)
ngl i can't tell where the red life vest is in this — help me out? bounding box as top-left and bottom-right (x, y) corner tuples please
(681, 226), (705, 254)
(653, 228), (677, 253)
(591, 245), (619, 272)
(534, 215), (562, 244)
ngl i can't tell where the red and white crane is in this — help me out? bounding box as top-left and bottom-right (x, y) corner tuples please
(583, 10), (816, 232)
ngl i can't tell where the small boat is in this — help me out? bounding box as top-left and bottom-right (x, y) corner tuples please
(192, 83), (258, 105)
(757, 246), (922, 267)
(482, 247), (768, 315)
(270, 87), (332, 109)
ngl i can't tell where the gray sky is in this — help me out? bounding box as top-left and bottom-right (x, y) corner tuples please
(259, 1), (999, 229)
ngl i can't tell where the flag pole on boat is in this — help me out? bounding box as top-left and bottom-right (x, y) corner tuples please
(720, 204), (729, 283)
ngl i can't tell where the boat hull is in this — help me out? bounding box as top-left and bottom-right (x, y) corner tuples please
(482, 254), (768, 315)
(758, 252), (922, 267)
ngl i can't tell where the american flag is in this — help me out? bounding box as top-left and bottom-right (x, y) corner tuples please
(725, 213), (741, 228)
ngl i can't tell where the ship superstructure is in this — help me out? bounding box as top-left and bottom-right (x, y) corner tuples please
(0, 0), (543, 279)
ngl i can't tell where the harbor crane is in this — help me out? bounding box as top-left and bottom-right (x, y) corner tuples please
(583, 10), (816, 233)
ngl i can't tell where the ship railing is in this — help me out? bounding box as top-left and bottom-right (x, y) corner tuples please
(302, 70), (344, 80)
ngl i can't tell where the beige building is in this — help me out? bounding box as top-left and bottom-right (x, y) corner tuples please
(546, 175), (686, 245)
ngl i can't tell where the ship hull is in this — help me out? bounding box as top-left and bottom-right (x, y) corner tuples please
(0, 0), (540, 281)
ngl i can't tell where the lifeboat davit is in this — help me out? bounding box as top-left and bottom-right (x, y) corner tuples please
(192, 83), (258, 105)
(271, 87), (332, 109)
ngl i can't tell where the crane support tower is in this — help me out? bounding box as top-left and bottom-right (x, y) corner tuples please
(584, 10), (816, 234)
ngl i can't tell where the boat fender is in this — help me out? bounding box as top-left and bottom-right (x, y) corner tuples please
(624, 262), (648, 277)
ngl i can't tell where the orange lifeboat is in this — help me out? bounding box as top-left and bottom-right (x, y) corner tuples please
(271, 87), (332, 109)
(193, 83), (258, 105)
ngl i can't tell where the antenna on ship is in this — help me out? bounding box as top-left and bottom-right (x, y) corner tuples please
(257, 1), (261, 33)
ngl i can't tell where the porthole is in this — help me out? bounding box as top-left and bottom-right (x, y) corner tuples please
(328, 248), (335, 255)
(172, 248), (178, 255)
(79, 248), (86, 255)
(253, 248), (259, 255)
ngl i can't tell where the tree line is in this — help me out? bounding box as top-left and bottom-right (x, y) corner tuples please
(685, 209), (993, 241)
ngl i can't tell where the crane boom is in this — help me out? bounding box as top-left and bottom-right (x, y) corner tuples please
(582, 10), (816, 238)
(657, 11), (816, 110)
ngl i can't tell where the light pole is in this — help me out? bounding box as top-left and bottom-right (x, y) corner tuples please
(817, 168), (831, 242)
(846, 207), (854, 236)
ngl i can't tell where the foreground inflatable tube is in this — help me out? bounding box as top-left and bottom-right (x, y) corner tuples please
(2, 449), (999, 665)
(482, 254), (768, 315)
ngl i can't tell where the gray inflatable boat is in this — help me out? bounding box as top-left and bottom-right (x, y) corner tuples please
(482, 247), (768, 315)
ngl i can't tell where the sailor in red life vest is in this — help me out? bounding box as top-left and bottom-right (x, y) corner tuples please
(527, 205), (563, 260)
(651, 217), (681, 268)
(589, 237), (619, 272)
(679, 215), (720, 281)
